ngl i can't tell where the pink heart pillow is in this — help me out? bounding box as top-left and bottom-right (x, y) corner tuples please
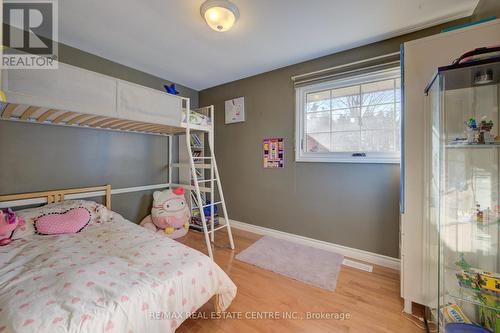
(35, 207), (91, 235)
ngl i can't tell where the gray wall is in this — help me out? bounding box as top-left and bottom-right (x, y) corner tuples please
(0, 41), (198, 222)
(57, 42), (198, 107)
(199, 18), (473, 258)
(0, 122), (168, 221)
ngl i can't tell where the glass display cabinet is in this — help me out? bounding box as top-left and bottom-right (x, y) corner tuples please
(426, 57), (500, 332)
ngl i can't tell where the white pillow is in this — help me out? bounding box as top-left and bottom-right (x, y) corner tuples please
(13, 200), (111, 239)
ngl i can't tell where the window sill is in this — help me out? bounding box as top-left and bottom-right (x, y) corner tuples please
(296, 155), (400, 164)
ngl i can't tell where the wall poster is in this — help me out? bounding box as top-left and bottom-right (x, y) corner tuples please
(263, 138), (284, 168)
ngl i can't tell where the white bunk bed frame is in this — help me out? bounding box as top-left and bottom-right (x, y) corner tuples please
(0, 62), (235, 260)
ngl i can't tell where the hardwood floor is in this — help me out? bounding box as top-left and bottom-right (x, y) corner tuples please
(177, 228), (422, 333)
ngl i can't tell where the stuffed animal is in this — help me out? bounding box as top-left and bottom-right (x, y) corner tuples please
(164, 83), (179, 95)
(0, 208), (25, 246)
(140, 188), (190, 239)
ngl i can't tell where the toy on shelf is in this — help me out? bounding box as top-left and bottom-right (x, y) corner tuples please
(479, 306), (500, 333)
(0, 208), (25, 246)
(455, 254), (500, 299)
(190, 208), (219, 232)
(164, 83), (180, 95)
(458, 204), (500, 225)
(475, 204), (491, 224)
(477, 288), (500, 333)
(464, 116), (496, 144)
(477, 293), (500, 313)
(202, 200), (218, 218)
(440, 303), (472, 324)
(478, 272), (500, 296)
(466, 118), (479, 143)
(479, 116), (495, 143)
(140, 187), (191, 239)
(476, 204), (485, 223)
(456, 253), (472, 270)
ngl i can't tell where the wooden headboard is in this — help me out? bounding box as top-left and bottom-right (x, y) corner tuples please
(0, 185), (112, 210)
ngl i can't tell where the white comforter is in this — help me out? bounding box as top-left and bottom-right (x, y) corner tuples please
(0, 213), (236, 333)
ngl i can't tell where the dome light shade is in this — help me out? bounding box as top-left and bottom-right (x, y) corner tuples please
(200, 0), (239, 32)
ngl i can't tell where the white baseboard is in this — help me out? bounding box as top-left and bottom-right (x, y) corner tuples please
(229, 219), (400, 271)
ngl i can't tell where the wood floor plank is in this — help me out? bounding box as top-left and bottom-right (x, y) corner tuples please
(176, 228), (420, 333)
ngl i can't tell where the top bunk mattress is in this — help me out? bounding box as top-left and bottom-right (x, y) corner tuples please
(1, 62), (212, 134)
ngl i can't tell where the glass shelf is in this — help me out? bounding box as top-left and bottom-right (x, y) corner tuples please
(449, 220), (500, 227)
(446, 291), (499, 312)
(443, 268), (500, 312)
(446, 143), (500, 149)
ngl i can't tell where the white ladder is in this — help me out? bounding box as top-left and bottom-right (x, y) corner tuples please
(185, 106), (235, 260)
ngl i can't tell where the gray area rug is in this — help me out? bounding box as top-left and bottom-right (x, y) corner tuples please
(236, 236), (343, 291)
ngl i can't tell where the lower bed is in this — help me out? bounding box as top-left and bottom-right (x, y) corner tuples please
(0, 212), (236, 333)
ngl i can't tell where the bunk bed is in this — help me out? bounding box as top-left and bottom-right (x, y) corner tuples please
(0, 62), (236, 331)
(1, 62), (210, 134)
(0, 62), (235, 260)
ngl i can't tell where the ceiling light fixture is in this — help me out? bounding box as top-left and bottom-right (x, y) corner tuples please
(200, 0), (239, 32)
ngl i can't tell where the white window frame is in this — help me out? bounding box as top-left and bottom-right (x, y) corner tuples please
(295, 67), (401, 164)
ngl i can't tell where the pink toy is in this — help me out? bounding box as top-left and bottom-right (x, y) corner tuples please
(0, 208), (25, 246)
(140, 188), (191, 239)
(35, 207), (91, 235)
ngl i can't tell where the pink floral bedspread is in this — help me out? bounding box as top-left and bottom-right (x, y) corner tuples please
(0, 213), (236, 333)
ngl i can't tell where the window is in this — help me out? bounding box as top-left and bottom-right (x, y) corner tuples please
(295, 68), (401, 163)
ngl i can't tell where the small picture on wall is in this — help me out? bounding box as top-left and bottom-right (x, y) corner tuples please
(263, 138), (284, 168)
(225, 97), (245, 124)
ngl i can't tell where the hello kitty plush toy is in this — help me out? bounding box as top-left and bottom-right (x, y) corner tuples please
(0, 208), (25, 246)
(140, 188), (190, 239)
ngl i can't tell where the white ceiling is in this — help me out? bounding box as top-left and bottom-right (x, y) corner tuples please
(59, 0), (479, 90)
